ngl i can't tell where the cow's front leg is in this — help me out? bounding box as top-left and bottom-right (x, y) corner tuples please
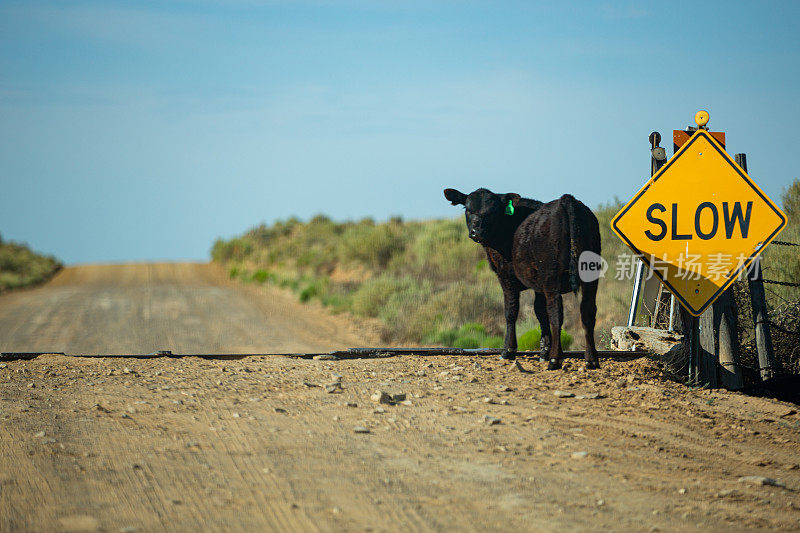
(545, 291), (564, 370)
(500, 286), (521, 360)
(533, 292), (551, 362)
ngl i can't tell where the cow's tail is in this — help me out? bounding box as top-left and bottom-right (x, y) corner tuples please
(564, 195), (580, 294)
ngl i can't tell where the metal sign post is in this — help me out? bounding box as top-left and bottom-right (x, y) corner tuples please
(626, 132), (668, 329)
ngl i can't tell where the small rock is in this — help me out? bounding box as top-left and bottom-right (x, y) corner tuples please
(232, 412), (240, 418)
(678, 488), (686, 494)
(738, 476), (785, 488)
(483, 397), (495, 404)
(571, 451), (589, 459)
(324, 382), (343, 394)
(27, 382), (35, 388)
(371, 391), (393, 404)
(399, 399), (413, 406)
(596, 499), (605, 507)
(496, 385), (512, 392)
(353, 426), (370, 434)
(374, 407), (385, 414)
(554, 391), (575, 398)
(123, 367), (133, 374)
(473, 362), (482, 370)
(313, 354), (339, 360)
(34, 431), (45, 438)
(302, 381), (317, 388)
(615, 378), (626, 389)
(274, 407), (287, 413)
(121, 413), (131, 419)
(483, 415), (501, 425)
(716, 489), (735, 498)
(576, 393), (604, 400)
(345, 402), (358, 408)
(120, 527), (138, 533)
(0, 363), (7, 369)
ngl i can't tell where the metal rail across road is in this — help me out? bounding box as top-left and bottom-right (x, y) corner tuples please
(1, 348), (636, 362)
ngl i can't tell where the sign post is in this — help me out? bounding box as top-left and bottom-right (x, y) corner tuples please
(612, 111), (787, 385)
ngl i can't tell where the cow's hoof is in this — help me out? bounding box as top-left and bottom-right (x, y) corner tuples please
(585, 360), (600, 370)
(500, 351), (516, 361)
(547, 359), (562, 370)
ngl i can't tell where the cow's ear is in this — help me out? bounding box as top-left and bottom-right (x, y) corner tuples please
(502, 193), (521, 207)
(444, 188), (467, 206)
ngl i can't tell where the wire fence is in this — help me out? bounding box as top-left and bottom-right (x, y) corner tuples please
(733, 237), (800, 384)
(650, 238), (800, 387)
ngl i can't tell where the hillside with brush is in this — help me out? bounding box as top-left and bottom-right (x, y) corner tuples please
(213, 182), (799, 353)
(0, 235), (62, 293)
(211, 203), (633, 349)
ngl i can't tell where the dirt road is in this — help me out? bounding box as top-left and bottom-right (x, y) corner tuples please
(0, 263), (372, 355)
(1, 264), (799, 532)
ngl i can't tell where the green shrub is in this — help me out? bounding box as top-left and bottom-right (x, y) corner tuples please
(518, 328), (542, 351)
(518, 327), (573, 351)
(410, 219), (483, 279)
(339, 223), (407, 269)
(458, 322), (487, 336)
(298, 278), (328, 303)
(351, 275), (414, 317)
(453, 335), (480, 349)
(252, 269), (269, 283)
(560, 330), (574, 350)
(426, 324), (503, 349)
(481, 335), (505, 349)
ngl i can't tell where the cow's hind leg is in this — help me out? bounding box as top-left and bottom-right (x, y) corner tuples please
(533, 292), (550, 362)
(545, 291), (564, 370)
(580, 280), (600, 369)
(500, 285), (521, 360)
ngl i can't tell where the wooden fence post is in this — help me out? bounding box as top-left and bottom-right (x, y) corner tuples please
(735, 153), (777, 382)
(699, 290), (743, 389)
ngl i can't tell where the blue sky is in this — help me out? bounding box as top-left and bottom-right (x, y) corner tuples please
(1, 1), (798, 264)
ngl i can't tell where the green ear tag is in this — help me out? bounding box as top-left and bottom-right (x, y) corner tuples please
(505, 200), (514, 216)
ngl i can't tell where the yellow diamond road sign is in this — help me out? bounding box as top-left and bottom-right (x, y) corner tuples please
(612, 129), (787, 316)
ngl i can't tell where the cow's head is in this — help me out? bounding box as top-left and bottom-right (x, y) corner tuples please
(443, 188), (520, 244)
